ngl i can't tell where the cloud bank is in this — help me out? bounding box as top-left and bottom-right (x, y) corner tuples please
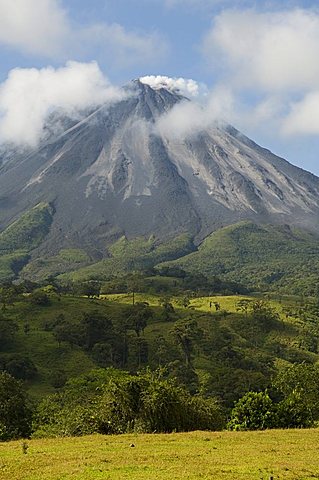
(199, 7), (319, 137)
(204, 8), (319, 93)
(0, 0), (69, 57)
(154, 8), (319, 141)
(0, 0), (168, 68)
(0, 61), (124, 146)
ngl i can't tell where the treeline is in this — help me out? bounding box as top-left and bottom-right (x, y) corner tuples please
(59, 269), (249, 297)
(2, 362), (319, 441)
(0, 368), (224, 441)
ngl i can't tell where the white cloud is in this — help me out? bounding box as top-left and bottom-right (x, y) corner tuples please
(155, 85), (234, 138)
(282, 92), (319, 136)
(203, 8), (319, 93)
(0, 0), (69, 57)
(140, 75), (206, 97)
(165, 0), (218, 6)
(0, 0), (168, 67)
(164, 0), (238, 8)
(199, 8), (319, 137)
(0, 61), (124, 146)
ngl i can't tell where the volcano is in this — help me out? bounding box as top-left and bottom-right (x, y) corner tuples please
(0, 79), (319, 280)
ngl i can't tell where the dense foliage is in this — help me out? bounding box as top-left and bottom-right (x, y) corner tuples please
(33, 369), (224, 437)
(0, 372), (32, 440)
(228, 363), (319, 430)
(160, 222), (319, 296)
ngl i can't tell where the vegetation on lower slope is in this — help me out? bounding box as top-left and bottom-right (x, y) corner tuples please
(1, 429), (319, 480)
(0, 203), (54, 281)
(21, 249), (91, 282)
(0, 252), (30, 282)
(1, 212), (319, 299)
(20, 220), (319, 296)
(58, 234), (195, 283)
(158, 221), (319, 295)
(0, 203), (53, 254)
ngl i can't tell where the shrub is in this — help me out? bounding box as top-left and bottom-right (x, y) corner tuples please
(228, 391), (276, 431)
(0, 372), (32, 440)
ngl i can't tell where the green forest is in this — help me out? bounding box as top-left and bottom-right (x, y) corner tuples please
(1, 275), (319, 441)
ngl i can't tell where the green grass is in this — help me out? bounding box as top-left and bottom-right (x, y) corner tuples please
(1, 429), (319, 479)
(2, 296), (111, 399)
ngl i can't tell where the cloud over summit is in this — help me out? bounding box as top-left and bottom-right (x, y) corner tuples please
(140, 75), (205, 97)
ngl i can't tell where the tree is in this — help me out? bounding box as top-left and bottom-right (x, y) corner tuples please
(251, 300), (280, 331)
(0, 315), (18, 348)
(0, 372), (32, 440)
(80, 281), (101, 298)
(171, 319), (203, 367)
(128, 337), (149, 368)
(3, 355), (37, 380)
(80, 310), (114, 350)
(127, 303), (153, 337)
(153, 335), (173, 366)
(29, 289), (50, 306)
(0, 284), (19, 311)
(273, 363), (319, 427)
(228, 391), (276, 431)
(236, 299), (252, 317)
(160, 297), (176, 322)
(92, 343), (113, 367)
(53, 322), (81, 348)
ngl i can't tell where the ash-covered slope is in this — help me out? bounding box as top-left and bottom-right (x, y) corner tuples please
(0, 79), (319, 261)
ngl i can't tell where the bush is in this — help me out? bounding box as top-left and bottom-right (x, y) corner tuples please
(29, 290), (50, 306)
(0, 372), (32, 440)
(272, 363), (319, 428)
(228, 391), (276, 431)
(276, 391), (314, 429)
(1, 355), (37, 380)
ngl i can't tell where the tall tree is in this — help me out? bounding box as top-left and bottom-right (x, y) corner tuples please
(171, 318), (203, 367)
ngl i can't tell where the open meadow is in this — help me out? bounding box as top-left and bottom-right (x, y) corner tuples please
(1, 429), (319, 480)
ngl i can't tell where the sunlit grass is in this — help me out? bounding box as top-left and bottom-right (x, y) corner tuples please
(1, 429), (319, 479)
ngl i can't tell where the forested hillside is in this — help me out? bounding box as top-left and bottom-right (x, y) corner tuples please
(1, 280), (319, 440)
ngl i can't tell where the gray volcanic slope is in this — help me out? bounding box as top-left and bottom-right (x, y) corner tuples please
(0, 79), (319, 258)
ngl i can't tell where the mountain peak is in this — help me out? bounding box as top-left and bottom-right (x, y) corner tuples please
(0, 76), (319, 267)
(138, 75), (201, 98)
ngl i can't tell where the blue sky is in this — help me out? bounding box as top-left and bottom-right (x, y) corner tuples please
(1, 0), (319, 175)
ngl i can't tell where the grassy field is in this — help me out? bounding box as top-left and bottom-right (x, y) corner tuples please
(1, 429), (319, 479)
(103, 292), (298, 317)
